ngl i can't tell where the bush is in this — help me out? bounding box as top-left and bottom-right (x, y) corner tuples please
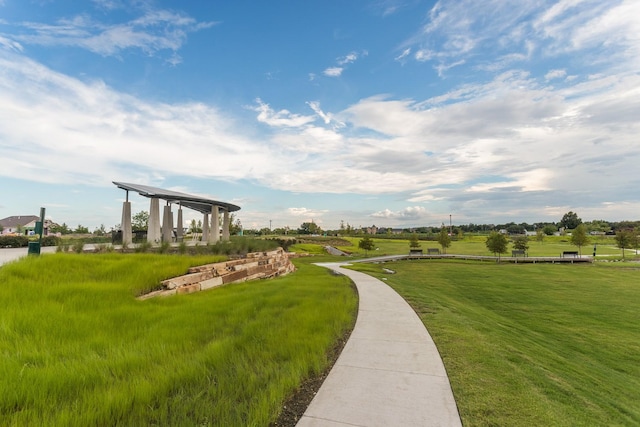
(41, 236), (62, 247)
(0, 235), (29, 248)
(135, 241), (152, 253)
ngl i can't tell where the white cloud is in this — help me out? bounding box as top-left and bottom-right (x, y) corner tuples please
(0, 52), (281, 186)
(2, 7), (216, 58)
(371, 206), (431, 221)
(434, 59), (465, 76)
(545, 69), (567, 80)
(338, 52), (358, 65)
(287, 207), (327, 218)
(322, 50), (368, 77)
(0, 35), (22, 52)
(253, 98), (316, 128)
(307, 101), (344, 127)
(323, 67), (343, 77)
(414, 49), (433, 62)
(395, 47), (411, 62)
(403, 0), (640, 77)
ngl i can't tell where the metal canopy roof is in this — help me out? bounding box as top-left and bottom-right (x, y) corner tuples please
(113, 181), (241, 214)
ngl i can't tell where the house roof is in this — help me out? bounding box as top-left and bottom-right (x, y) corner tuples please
(113, 182), (241, 214)
(0, 215), (39, 228)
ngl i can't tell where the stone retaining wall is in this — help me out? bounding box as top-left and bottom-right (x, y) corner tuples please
(138, 248), (295, 299)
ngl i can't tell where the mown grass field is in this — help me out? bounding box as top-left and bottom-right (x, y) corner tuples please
(0, 253), (357, 426)
(333, 235), (633, 259)
(349, 260), (640, 426)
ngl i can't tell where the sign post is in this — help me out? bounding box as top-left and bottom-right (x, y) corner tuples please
(28, 207), (45, 256)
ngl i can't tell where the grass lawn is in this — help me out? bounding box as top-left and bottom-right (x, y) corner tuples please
(335, 235), (633, 259)
(349, 260), (640, 426)
(0, 253), (357, 426)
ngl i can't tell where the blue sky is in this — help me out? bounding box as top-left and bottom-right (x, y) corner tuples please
(1, 0), (639, 231)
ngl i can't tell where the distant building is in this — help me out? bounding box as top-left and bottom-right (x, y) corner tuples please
(364, 225), (378, 235)
(0, 215), (51, 235)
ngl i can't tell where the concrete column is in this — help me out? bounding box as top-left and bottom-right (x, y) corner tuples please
(202, 213), (209, 242)
(222, 210), (230, 241)
(162, 204), (173, 242)
(121, 201), (132, 246)
(147, 198), (161, 244)
(211, 205), (220, 243)
(176, 206), (184, 242)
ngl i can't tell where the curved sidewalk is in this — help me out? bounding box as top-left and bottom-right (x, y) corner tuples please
(297, 262), (462, 427)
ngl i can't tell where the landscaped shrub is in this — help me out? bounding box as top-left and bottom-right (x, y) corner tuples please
(41, 236), (62, 247)
(0, 235), (29, 248)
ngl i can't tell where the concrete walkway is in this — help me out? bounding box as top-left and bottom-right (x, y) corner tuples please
(297, 262), (462, 427)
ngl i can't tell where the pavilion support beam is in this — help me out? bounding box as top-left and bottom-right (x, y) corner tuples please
(176, 205), (184, 242)
(162, 204), (173, 243)
(147, 198), (161, 244)
(222, 209), (230, 241)
(202, 213), (209, 242)
(121, 200), (132, 246)
(211, 205), (220, 243)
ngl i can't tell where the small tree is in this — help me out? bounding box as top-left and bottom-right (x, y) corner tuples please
(132, 210), (149, 231)
(486, 231), (508, 261)
(409, 232), (421, 249)
(570, 223), (590, 256)
(359, 235), (375, 256)
(614, 230), (633, 259)
(74, 224), (89, 234)
(543, 225), (556, 236)
(93, 224), (106, 236)
(512, 235), (529, 253)
(560, 211), (582, 230)
(50, 222), (71, 235)
(536, 228), (545, 244)
(437, 228), (451, 254)
(298, 221), (322, 235)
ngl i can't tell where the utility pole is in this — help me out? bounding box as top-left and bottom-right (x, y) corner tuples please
(449, 214), (452, 236)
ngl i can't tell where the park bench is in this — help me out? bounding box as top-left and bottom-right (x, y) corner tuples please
(427, 248), (441, 255)
(561, 251), (579, 258)
(512, 250), (526, 257)
(409, 249), (423, 255)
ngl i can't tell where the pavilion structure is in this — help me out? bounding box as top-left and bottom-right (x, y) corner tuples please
(113, 182), (241, 246)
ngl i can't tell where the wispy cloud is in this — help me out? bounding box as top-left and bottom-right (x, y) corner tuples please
(287, 207), (328, 218)
(322, 50), (368, 78)
(403, 0), (639, 75)
(1, 5), (216, 60)
(0, 52), (279, 186)
(323, 67), (343, 77)
(371, 206), (431, 221)
(545, 68), (567, 80)
(253, 99), (316, 128)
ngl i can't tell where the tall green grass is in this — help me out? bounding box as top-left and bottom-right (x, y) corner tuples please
(0, 253), (357, 426)
(349, 260), (640, 426)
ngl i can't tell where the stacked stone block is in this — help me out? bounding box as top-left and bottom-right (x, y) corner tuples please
(139, 248), (295, 299)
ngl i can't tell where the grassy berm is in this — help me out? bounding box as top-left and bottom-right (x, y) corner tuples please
(0, 253), (357, 426)
(350, 260), (640, 426)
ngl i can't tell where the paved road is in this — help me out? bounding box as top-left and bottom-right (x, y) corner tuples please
(297, 262), (462, 427)
(0, 246), (58, 267)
